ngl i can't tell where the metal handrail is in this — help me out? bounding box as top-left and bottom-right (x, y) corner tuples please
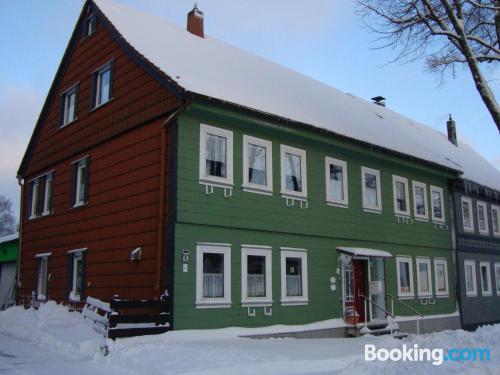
(385, 294), (423, 317)
(386, 294), (423, 335)
(360, 294), (396, 319)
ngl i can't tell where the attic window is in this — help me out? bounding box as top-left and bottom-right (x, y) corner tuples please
(91, 62), (113, 109)
(84, 15), (96, 38)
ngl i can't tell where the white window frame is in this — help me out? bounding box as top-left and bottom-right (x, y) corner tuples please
(60, 84), (78, 127)
(479, 261), (492, 296)
(434, 258), (449, 297)
(430, 185), (445, 223)
(491, 205), (500, 237)
(494, 262), (500, 295)
(464, 260), (477, 297)
(195, 243), (231, 308)
(242, 135), (273, 195)
(280, 248), (308, 305)
(396, 256), (414, 298)
(241, 245), (272, 306)
(325, 157), (348, 207)
(416, 257), (432, 297)
(392, 175), (410, 217)
(361, 166), (382, 213)
(412, 181), (429, 221)
(199, 124), (234, 188)
(69, 249), (86, 302)
(85, 14), (96, 37)
(42, 172), (54, 216)
(29, 179), (40, 219)
(73, 158), (88, 207)
(93, 62), (112, 108)
(280, 145), (307, 200)
(477, 201), (489, 235)
(35, 253), (51, 301)
(461, 196), (474, 232)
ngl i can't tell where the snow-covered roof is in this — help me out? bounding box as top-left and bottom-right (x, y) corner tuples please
(338, 247), (393, 258)
(93, 0), (500, 191)
(0, 233), (19, 245)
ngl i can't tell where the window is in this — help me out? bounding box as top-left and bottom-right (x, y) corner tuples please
(280, 145), (307, 199)
(84, 15), (96, 37)
(242, 135), (272, 194)
(325, 157), (348, 207)
(461, 197), (474, 232)
(42, 172), (54, 216)
(72, 157), (89, 207)
(430, 186), (445, 223)
(36, 253), (51, 301)
(495, 263), (500, 294)
(241, 246), (272, 306)
(480, 262), (492, 296)
(28, 172), (54, 219)
(396, 256), (414, 297)
(464, 260), (477, 297)
(361, 167), (382, 212)
(280, 248), (308, 305)
(492, 205), (500, 236)
(91, 62), (113, 108)
(412, 181), (428, 220)
(60, 85), (78, 127)
(199, 124), (233, 187)
(392, 175), (410, 216)
(29, 178), (40, 219)
(68, 250), (86, 302)
(434, 258), (449, 296)
(416, 257), (432, 297)
(477, 201), (489, 235)
(195, 244), (231, 308)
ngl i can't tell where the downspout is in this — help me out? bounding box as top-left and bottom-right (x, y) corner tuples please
(16, 176), (24, 305)
(154, 100), (191, 299)
(449, 189), (462, 327)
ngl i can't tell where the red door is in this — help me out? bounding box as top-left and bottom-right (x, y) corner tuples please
(352, 260), (367, 322)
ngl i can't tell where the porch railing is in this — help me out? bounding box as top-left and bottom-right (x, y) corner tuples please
(386, 294), (423, 335)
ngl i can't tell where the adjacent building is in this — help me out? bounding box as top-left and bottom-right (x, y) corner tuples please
(16, 0), (499, 335)
(0, 233), (18, 310)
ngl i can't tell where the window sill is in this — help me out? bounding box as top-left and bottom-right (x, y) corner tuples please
(280, 192), (307, 201)
(481, 292), (493, 297)
(432, 219), (445, 225)
(90, 97), (114, 113)
(395, 212), (410, 218)
(396, 295), (414, 300)
(363, 207), (382, 214)
(435, 294), (449, 298)
(58, 118), (78, 130)
(463, 227), (475, 233)
(326, 201), (348, 209)
(72, 202), (88, 209)
(466, 293), (478, 297)
(242, 184), (273, 196)
(280, 299), (308, 306)
(414, 216), (429, 222)
(478, 231), (490, 236)
(195, 300), (232, 309)
(199, 178), (234, 189)
(241, 300), (273, 307)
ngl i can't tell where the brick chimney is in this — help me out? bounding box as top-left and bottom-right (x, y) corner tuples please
(187, 3), (204, 38)
(447, 114), (457, 146)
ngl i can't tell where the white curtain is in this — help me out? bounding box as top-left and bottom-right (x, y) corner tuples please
(203, 273), (224, 298)
(285, 153), (301, 192)
(437, 264), (446, 291)
(329, 165), (343, 201)
(248, 144), (266, 185)
(247, 274), (265, 297)
(365, 174), (378, 206)
(206, 134), (226, 177)
(415, 187), (425, 215)
(418, 263), (429, 293)
(399, 262), (410, 292)
(286, 275), (302, 297)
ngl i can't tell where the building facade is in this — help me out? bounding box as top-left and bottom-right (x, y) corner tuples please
(17, 0), (500, 335)
(0, 234), (18, 310)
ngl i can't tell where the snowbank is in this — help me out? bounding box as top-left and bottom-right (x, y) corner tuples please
(0, 301), (103, 360)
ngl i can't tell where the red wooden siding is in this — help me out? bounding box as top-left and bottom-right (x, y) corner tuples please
(19, 15), (181, 303)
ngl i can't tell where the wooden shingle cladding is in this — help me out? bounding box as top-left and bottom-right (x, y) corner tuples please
(18, 6), (182, 303)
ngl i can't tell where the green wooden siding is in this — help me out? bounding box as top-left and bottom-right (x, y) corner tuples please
(0, 240), (18, 263)
(172, 101), (456, 330)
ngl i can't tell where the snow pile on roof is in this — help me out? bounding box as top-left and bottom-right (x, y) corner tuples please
(93, 0), (500, 190)
(0, 301), (103, 359)
(0, 233), (19, 244)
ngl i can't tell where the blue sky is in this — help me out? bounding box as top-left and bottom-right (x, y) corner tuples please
(0, 0), (499, 218)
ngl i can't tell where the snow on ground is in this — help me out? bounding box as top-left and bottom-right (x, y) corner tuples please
(0, 302), (498, 375)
